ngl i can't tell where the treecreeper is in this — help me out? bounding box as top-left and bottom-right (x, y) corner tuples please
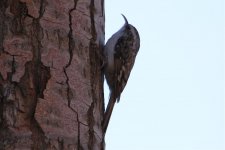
(103, 14), (140, 133)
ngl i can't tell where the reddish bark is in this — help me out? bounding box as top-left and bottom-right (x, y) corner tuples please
(0, 0), (105, 149)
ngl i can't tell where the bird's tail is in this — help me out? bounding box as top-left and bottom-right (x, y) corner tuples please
(102, 93), (116, 133)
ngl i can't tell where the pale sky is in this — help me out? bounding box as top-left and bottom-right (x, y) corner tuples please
(104, 0), (224, 150)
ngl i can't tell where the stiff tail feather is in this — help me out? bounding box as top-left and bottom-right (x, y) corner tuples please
(103, 93), (117, 133)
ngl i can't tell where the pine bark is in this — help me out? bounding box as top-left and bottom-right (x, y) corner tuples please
(0, 0), (105, 149)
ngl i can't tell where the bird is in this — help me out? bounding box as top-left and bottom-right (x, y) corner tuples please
(103, 14), (140, 133)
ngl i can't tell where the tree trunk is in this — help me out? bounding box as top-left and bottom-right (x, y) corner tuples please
(0, 0), (105, 149)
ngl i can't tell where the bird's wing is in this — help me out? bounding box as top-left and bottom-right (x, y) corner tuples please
(113, 34), (135, 102)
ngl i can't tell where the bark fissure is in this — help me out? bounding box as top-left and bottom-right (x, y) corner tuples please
(0, 0), (7, 53)
(63, 1), (82, 149)
(0, 75), (3, 128)
(18, 62), (50, 149)
(23, 0), (50, 148)
(57, 137), (64, 150)
(64, 0), (78, 107)
(9, 55), (16, 81)
(87, 101), (95, 150)
(38, 0), (46, 19)
(76, 112), (81, 150)
(9, 0), (27, 34)
(88, 0), (100, 149)
(90, 0), (97, 39)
